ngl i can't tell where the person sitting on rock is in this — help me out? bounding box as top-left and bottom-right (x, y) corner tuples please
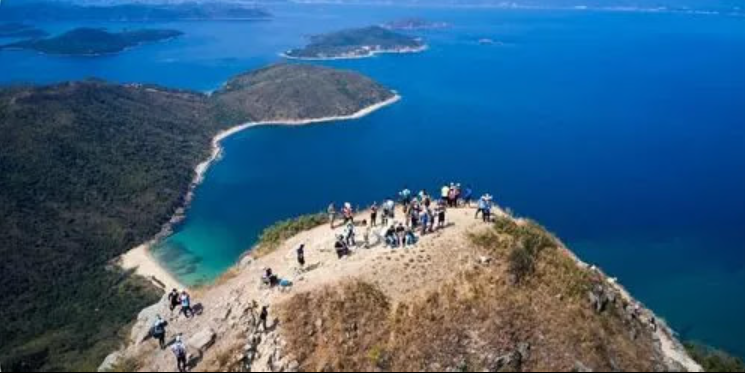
(171, 335), (188, 372)
(152, 315), (168, 350)
(405, 226), (417, 247)
(180, 291), (193, 319)
(263, 268), (280, 288)
(168, 288), (180, 315)
(385, 225), (398, 248)
(335, 235), (350, 259)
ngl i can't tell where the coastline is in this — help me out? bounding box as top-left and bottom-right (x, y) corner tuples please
(118, 93), (401, 291)
(280, 44), (428, 61)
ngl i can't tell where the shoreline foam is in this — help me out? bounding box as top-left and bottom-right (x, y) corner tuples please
(280, 45), (428, 61)
(118, 94), (401, 291)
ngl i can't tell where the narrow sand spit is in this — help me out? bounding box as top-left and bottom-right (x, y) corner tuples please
(120, 243), (184, 291)
(118, 94), (401, 292)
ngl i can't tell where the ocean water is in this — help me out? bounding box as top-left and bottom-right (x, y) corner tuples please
(2, 4), (743, 358)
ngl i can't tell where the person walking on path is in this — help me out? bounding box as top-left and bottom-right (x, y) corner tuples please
(180, 291), (193, 319)
(296, 244), (305, 268)
(171, 335), (188, 372)
(259, 306), (269, 332)
(168, 288), (180, 316)
(152, 315), (168, 350)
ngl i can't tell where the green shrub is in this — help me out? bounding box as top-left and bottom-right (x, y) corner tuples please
(686, 343), (745, 372)
(254, 213), (327, 257)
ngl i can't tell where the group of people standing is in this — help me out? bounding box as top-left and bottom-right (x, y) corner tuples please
(324, 183), (491, 253)
(147, 289), (194, 372)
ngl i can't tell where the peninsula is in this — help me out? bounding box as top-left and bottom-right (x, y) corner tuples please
(283, 25), (426, 60)
(0, 64), (397, 371)
(382, 17), (450, 30)
(1, 28), (183, 56)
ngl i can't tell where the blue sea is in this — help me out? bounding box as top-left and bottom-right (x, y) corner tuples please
(2, 4), (743, 358)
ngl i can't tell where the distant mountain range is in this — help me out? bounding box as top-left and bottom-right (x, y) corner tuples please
(0, 1), (272, 22)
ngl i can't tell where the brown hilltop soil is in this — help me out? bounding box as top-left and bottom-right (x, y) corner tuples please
(111, 207), (699, 372)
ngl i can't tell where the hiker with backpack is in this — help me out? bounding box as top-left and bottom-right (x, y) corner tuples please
(258, 306), (269, 332)
(152, 315), (168, 350)
(180, 291), (193, 319)
(171, 335), (188, 372)
(335, 235), (350, 259)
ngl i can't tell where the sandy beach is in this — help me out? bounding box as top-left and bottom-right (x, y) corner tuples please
(118, 94), (401, 292)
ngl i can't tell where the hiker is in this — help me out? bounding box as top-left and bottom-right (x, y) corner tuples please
(152, 315), (168, 350)
(419, 209), (430, 235)
(436, 200), (447, 229)
(344, 222), (356, 246)
(421, 189), (432, 208)
(480, 195), (493, 222)
(462, 185), (474, 207)
(399, 187), (412, 212)
(263, 268), (279, 287)
(405, 226), (417, 246)
(384, 198), (396, 225)
(370, 202), (379, 227)
(259, 306), (269, 332)
(476, 196), (487, 220)
(180, 291), (193, 319)
(168, 288), (180, 315)
(327, 203), (336, 229)
(450, 184), (460, 208)
(362, 220), (371, 248)
(409, 201), (420, 228)
(171, 335), (188, 372)
(335, 235), (350, 258)
(441, 184), (450, 204)
(342, 203), (354, 225)
(395, 223), (406, 247)
(385, 225), (398, 247)
(297, 244), (305, 268)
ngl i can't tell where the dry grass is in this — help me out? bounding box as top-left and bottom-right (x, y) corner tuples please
(279, 219), (665, 372)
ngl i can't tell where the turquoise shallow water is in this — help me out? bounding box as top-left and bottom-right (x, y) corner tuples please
(2, 4), (744, 357)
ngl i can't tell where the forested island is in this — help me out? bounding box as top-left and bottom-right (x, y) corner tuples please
(283, 25), (426, 60)
(0, 23), (48, 39)
(0, 64), (396, 371)
(0, 1), (271, 22)
(1, 28), (183, 56)
(382, 17), (450, 30)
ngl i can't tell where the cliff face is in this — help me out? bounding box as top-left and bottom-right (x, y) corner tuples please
(109, 205), (701, 372)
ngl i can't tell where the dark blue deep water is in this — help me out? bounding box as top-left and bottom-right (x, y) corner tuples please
(2, 4), (743, 358)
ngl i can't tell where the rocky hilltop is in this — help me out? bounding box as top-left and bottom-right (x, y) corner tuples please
(0, 64), (396, 372)
(108, 205), (701, 372)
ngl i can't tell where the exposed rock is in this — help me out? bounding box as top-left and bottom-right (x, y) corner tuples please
(574, 360), (593, 372)
(188, 327), (217, 353)
(240, 255), (254, 269)
(97, 351), (122, 372)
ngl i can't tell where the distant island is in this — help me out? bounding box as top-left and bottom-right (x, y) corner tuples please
(382, 17), (450, 31)
(0, 23), (48, 39)
(0, 1), (271, 22)
(0, 63), (397, 372)
(1, 28), (183, 56)
(283, 25), (426, 60)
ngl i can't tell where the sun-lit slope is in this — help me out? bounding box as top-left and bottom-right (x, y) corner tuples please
(111, 206), (700, 372)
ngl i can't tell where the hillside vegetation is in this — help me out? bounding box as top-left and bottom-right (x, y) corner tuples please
(2, 28), (183, 56)
(0, 64), (395, 371)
